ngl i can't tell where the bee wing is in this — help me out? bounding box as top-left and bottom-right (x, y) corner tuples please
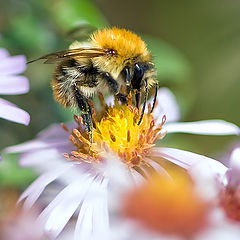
(28, 48), (107, 64)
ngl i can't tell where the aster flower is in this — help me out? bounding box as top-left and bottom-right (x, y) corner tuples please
(122, 171), (210, 239)
(0, 188), (47, 240)
(116, 161), (240, 240)
(5, 89), (240, 239)
(189, 147), (240, 222)
(0, 48), (30, 125)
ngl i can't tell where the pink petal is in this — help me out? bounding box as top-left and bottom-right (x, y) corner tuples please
(0, 76), (29, 94)
(150, 147), (225, 170)
(0, 55), (26, 75)
(37, 122), (76, 140)
(0, 98), (30, 125)
(151, 88), (180, 123)
(164, 120), (240, 135)
(0, 48), (9, 60)
(0, 97), (15, 106)
(6, 139), (69, 154)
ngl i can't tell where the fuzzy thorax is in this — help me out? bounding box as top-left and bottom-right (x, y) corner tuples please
(91, 28), (151, 78)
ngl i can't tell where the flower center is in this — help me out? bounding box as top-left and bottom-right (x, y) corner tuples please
(122, 172), (210, 237)
(63, 95), (166, 168)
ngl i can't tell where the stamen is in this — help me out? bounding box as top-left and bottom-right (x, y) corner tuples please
(66, 95), (167, 172)
(61, 123), (69, 132)
(73, 129), (90, 146)
(128, 105), (134, 113)
(162, 115), (167, 125)
(127, 130), (131, 142)
(109, 131), (116, 142)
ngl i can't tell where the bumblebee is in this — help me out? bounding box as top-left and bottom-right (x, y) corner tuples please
(29, 27), (158, 138)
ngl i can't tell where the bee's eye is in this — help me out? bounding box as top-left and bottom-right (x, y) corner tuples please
(134, 63), (144, 80)
(107, 49), (117, 56)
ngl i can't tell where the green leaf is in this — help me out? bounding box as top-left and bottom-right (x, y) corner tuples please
(45, 0), (108, 32)
(0, 154), (36, 189)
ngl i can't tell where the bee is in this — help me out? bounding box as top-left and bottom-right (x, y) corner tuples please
(29, 27), (158, 139)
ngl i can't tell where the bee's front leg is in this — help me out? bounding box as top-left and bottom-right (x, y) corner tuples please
(102, 72), (127, 104)
(73, 86), (93, 142)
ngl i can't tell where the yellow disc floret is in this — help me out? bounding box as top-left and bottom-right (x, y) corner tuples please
(63, 96), (166, 168)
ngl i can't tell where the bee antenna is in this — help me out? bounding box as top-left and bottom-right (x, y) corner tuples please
(150, 83), (158, 113)
(137, 79), (148, 125)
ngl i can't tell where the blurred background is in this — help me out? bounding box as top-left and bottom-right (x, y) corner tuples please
(0, 0), (239, 189)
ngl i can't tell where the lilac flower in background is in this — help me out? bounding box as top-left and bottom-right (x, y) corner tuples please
(0, 48), (30, 125)
(5, 88), (240, 240)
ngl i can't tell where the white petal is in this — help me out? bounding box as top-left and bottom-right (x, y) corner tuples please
(74, 199), (94, 240)
(226, 148), (240, 188)
(229, 148), (240, 170)
(151, 88), (180, 123)
(20, 163), (73, 209)
(146, 157), (173, 180)
(74, 178), (109, 240)
(150, 147), (226, 172)
(190, 161), (227, 201)
(164, 120), (240, 135)
(38, 174), (94, 238)
(19, 149), (63, 168)
(91, 180), (109, 239)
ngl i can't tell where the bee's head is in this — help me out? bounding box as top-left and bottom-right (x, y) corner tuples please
(90, 27), (152, 78)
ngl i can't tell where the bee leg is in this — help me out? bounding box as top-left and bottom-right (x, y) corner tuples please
(122, 66), (132, 95)
(102, 72), (127, 104)
(150, 83), (158, 113)
(135, 91), (141, 109)
(137, 79), (148, 125)
(73, 86), (93, 143)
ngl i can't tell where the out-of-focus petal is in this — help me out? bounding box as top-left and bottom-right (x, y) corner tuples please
(0, 97), (15, 106)
(150, 147), (227, 173)
(164, 120), (240, 135)
(0, 55), (26, 75)
(0, 98), (30, 125)
(74, 178), (109, 240)
(20, 163), (74, 209)
(151, 88), (180, 123)
(0, 48), (9, 60)
(0, 76), (29, 94)
(226, 148), (240, 188)
(190, 161), (227, 201)
(38, 175), (94, 238)
(5, 139), (69, 154)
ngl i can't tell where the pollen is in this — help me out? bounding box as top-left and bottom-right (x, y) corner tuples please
(63, 95), (166, 169)
(122, 172), (210, 237)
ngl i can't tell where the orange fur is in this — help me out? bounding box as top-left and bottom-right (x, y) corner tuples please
(90, 28), (152, 79)
(91, 27), (149, 59)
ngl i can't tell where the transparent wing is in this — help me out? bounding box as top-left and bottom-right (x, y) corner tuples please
(28, 48), (107, 64)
